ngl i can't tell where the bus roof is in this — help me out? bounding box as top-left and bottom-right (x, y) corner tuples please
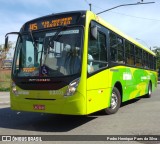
(22, 10), (155, 56)
(88, 11), (155, 56)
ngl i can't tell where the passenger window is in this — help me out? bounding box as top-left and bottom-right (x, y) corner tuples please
(125, 41), (135, 66)
(110, 32), (124, 63)
(149, 55), (153, 69)
(135, 47), (142, 67)
(117, 37), (124, 63)
(110, 32), (117, 62)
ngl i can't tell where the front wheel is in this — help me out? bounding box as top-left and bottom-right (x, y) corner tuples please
(104, 87), (121, 115)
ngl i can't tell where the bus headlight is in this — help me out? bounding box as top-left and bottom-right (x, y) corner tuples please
(12, 82), (18, 95)
(64, 78), (80, 96)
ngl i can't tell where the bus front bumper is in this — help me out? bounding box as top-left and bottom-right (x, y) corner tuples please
(10, 92), (86, 115)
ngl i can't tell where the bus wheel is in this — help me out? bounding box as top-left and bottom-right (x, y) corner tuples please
(104, 87), (121, 115)
(146, 83), (152, 98)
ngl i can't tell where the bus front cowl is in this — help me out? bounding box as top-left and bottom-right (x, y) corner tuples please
(10, 80), (87, 115)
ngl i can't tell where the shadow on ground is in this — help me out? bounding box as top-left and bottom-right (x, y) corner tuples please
(0, 107), (96, 132)
(0, 95), (150, 132)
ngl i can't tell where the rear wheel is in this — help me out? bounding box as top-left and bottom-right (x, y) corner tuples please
(104, 87), (121, 115)
(146, 83), (152, 98)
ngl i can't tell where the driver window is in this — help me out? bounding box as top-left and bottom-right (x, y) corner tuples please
(88, 27), (107, 74)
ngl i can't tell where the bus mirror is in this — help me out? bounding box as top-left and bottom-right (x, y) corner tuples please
(5, 36), (8, 50)
(5, 32), (22, 49)
(91, 26), (97, 40)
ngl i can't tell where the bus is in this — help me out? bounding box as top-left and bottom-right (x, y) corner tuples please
(5, 10), (157, 115)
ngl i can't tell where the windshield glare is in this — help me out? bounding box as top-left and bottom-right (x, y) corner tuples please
(13, 27), (83, 77)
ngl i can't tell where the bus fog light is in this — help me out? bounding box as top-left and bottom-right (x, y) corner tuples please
(64, 78), (80, 96)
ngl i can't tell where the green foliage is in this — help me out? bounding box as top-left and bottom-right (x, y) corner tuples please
(152, 46), (160, 70)
(0, 82), (10, 91)
(0, 41), (13, 59)
(0, 71), (11, 92)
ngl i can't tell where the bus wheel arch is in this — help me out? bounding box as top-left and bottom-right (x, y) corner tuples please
(104, 82), (122, 115)
(114, 82), (122, 101)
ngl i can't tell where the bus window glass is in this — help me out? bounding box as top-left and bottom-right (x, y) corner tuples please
(88, 29), (107, 74)
(125, 41), (134, 65)
(26, 41), (34, 67)
(135, 47), (142, 67)
(130, 44), (134, 55)
(13, 27), (83, 77)
(110, 32), (117, 62)
(117, 37), (123, 51)
(146, 52), (149, 68)
(117, 37), (124, 63)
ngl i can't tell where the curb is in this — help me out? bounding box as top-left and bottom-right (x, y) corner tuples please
(0, 101), (10, 105)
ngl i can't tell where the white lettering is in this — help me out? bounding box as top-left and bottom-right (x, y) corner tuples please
(123, 72), (132, 80)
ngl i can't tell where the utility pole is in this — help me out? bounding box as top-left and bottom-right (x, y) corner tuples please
(85, 0), (92, 11)
(89, 3), (92, 11)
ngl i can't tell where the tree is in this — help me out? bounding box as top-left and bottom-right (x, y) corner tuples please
(0, 44), (5, 59)
(152, 46), (160, 70)
(0, 41), (13, 60)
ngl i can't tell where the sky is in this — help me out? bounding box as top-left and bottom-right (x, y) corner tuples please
(0, 0), (160, 50)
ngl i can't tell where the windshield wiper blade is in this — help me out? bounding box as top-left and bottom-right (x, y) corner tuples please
(48, 26), (67, 47)
(40, 26), (67, 69)
(29, 29), (37, 49)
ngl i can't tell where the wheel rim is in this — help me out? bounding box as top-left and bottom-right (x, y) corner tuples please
(111, 92), (118, 109)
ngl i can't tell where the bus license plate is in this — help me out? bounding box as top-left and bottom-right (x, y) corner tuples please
(33, 105), (45, 110)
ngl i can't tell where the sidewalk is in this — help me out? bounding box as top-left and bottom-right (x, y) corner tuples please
(0, 92), (10, 105)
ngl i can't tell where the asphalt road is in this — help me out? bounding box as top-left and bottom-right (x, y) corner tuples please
(0, 85), (160, 144)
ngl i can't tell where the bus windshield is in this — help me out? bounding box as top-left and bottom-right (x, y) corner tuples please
(13, 27), (83, 77)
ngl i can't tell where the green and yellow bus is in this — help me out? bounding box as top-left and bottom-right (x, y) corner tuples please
(5, 10), (157, 115)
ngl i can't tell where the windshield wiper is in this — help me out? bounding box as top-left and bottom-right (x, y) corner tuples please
(29, 29), (38, 50)
(40, 26), (67, 66)
(48, 26), (67, 47)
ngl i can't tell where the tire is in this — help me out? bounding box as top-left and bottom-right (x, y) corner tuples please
(146, 83), (152, 98)
(104, 87), (121, 115)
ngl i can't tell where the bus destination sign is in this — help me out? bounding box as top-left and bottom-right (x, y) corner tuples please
(27, 15), (78, 31)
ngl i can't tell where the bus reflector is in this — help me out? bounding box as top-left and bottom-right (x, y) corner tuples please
(33, 105), (45, 110)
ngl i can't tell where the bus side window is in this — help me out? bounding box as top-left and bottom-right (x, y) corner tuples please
(135, 47), (142, 67)
(125, 41), (134, 66)
(143, 52), (148, 68)
(117, 37), (124, 64)
(110, 32), (117, 62)
(110, 32), (124, 64)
